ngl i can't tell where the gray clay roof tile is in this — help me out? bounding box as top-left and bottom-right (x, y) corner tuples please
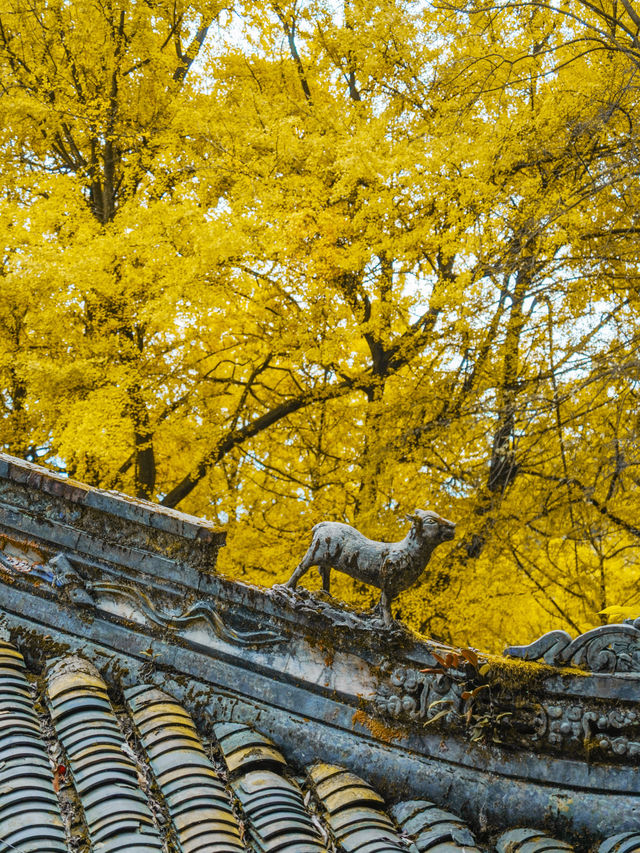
(598, 834), (640, 853)
(0, 635), (629, 853)
(497, 830), (574, 853)
(311, 762), (408, 852)
(0, 637), (67, 851)
(127, 684), (245, 853)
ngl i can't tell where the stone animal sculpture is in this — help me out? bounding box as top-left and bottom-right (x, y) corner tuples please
(284, 509), (455, 626)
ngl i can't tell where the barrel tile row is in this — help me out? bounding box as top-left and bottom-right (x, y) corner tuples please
(0, 639), (67, 853)
(216, 723), (327, 853)
(46, 656), (164, 853)
(496, 828), (573, 853)
(599, 833), (640, 853)
(126, 684), (244, 853)
(309, 763), (408, 853)
(391, 799), (482, 853)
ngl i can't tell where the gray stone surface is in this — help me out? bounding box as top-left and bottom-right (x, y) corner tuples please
(0, 452), (226, 574)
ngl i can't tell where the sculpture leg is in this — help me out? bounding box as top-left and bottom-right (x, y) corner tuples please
(284, 553), (314, 589)
(379, 590), (393, 626)
(319, 566), (331, 593)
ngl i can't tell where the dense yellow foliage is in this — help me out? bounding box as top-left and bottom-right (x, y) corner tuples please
(1, 0), (639, 651)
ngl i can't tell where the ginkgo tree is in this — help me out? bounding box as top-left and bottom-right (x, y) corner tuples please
(0, 0), (638, 651)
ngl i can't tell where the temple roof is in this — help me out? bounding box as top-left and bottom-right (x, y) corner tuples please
(0, 641), (481, 852)
(0, 452), (637, 851)
(0, 639), (630, 853)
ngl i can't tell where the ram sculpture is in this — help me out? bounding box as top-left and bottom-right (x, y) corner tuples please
(283, 509), (456, 626)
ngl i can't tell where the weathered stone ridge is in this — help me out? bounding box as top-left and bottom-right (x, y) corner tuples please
(0, 453), (226, 575)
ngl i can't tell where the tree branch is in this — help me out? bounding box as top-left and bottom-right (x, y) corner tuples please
(160, 374), (362, 507)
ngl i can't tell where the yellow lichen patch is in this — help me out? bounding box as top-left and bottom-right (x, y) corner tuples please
(481, 656), (562, 691)
(352, 709), (407, 744)
(481, 654), (591, 693)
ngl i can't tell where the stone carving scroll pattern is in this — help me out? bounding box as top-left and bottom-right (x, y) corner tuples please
(372, 662), (640, 763)
(505, 623), (640, 673)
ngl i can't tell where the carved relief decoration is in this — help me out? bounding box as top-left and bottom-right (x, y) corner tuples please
(372, 661), (640, 764)
(536, 702), (640, 759)
(0, 549), (282, 648)
(504, 623), (640, 673)
(85, 580), (283, 647)
(374, 664), (465, 725)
